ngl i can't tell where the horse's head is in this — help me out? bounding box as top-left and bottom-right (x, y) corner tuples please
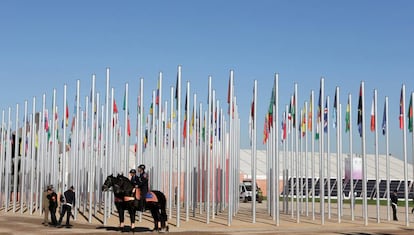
(102, 174), (118, 192)
(116, 174), (135, 194)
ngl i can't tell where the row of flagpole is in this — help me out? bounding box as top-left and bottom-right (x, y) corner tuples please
(263, 76), (414, 227)
(1, 66), (414, 228)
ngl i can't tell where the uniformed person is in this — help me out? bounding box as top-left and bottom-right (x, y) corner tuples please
(58, 186), (76, 227)
(137, 164), (148, 212)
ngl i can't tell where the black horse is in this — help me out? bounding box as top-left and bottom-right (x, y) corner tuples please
(102, 174), (168, 232)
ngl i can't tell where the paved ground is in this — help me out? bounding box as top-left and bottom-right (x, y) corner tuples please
(1, 201), (414, 234)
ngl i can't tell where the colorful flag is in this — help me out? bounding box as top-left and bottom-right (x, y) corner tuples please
(155, 79), (160, 105)
(65, 101), (69, 127)
(370, 94), (375, 132)
(308, 94), (312, 131)
(183, 92), (188, 139)
(381, 100), (386, 135)
(301, 108), (306, 137)
(263, 116), (269, 144)
(408, 94), (413, 133)
(399, 87), (404, 129)
(281, 112), (286, 142)
(345, 97), (350, 132)
(127, 117), (131, 136)
(323, 100), (328, 133)
(333, 90), (337, 128)
(357, 84), (363, 137)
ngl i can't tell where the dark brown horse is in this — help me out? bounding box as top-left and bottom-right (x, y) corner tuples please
(102, 174), (168, 232)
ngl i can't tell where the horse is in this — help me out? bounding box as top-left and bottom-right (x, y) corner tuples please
(102, 174), (168, 232)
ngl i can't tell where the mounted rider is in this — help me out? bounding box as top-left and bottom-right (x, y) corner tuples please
(137, 164), (148, 212)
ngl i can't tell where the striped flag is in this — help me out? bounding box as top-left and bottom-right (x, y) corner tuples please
(408, 94), (413, 133)
(357, 84), (363, 137)
(345, 97), (350, 132)
(370, 94), (375, 132)
(399, 87), (404, 129)
(381, 100), (386, 135)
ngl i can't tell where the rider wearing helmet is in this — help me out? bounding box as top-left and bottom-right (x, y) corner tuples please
(137, 164), (148, 212)
(129, 169), (139, 189)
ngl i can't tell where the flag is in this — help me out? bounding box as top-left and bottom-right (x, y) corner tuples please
(370, 94), (375, 132)
(301, 108), (306, 137)
(263, 116), (269, 144)
(408, 94), (413, 133)
(357, 84), (363, 137)
(316, 87), (321, 140)
(333, 90), (337, 128)
(127, 117), (131, 136)
(65, 101), (69, 127)
(268, 83), (275, 127)
(308, 94), (312, 131)
(399, 87), (404, 129)
(155, 79), (160, 105)
(113, 99), (118, 114)
(381, 100), (386, 135)
(281, 112), (287, 142)
(323, 100), (328, 133)
(345, 97), (350, 132)
(291, 95), (296, 128)
(183, 91), (188, 139)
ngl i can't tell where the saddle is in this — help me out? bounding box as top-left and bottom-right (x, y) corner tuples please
(134, 188), (158, 203)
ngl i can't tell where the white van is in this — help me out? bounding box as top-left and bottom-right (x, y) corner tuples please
(239, 180), (263, 203)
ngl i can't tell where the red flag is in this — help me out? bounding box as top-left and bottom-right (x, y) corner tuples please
(127, 117), (131, 136)
(399, 88), (404, 129)
(114, 99), (118, 114)
(370, 95), (375, 132)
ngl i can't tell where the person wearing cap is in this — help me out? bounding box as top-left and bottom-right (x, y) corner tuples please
(58, 186), (76, 227)
(42, 185), (53, 226)
(47, 186), (58, 226)
(137, 164), (148, 212)
(129, 169), (139, 189)
(391, 189), (398, 221)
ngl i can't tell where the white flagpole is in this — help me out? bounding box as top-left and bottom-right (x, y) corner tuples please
(348, 93), (354, 220)
(198, 103), (203, 216)
(326, 96), (331, 220)
(335, 87), (341, 223)
(361, 81), (368, 226)
(401, 84), (409, 226)
(411, 92), (414, 218)
(89, 75), (96, 223)
(20, 100), (28, 213)
(384, 96), (390, 221)
(228, 70), (234, 226)
(185, 81), (190, 221)
(176, 65), (182, 227)
(158, 72), (163, 190)
(252, 80), (257, 223)
(124, 83), (129, 174)
(206, 76), (212, 224)
(320, 77), (325, 225)
(62, 84), (67, 192)
(74, 80), (81, 220)
(139, 78), (144, 165)
(310, 90), (315, 221)
(374, 89), (380, 223)
(29, 97), (36, 214)
(304, 101), (309, 217)
(294, 83), (300, 223)
(338, 103), (343, 220)
(12, 103), (19, 213)
(0, 110), (4, 211)
(275, 73), (280, 226)
(104, 68), (110, 225)
(169, 86), (174, 219)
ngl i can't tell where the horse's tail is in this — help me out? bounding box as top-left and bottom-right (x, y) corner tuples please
(153, 190), (167, 222)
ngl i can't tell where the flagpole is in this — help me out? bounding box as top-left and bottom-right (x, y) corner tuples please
(62, 84), (67, 192)
(361, 81), (368, 226)
(310, 90), (315, 220)
(411, 92), (414, 216)
(275, 73), (280, 226)
(339, 103), (343, 220)
(320, 77), (325, 225)
(401, 84), (409, 226)
(227, 70), (234, 226)
(20, 100), (28, 213)
(29, 97), (36, 214)
(294, 83), (300, 223)
(326, 96), (331, 220)
(335, 87), (341, 223)
(12, 103), (19, 213)
(373, 89), (380, 223)
(5, 107), (11, 212)
(347, 93), (354, 220)
(384, 96), (390, 221)
(206, 75), (212, 224)
(185, 81), (190, 221)
(252, 80), (257, 223)
(176, 65), (182, 227)
(290, 95), (294, 219)
(304, 101), (309, 217)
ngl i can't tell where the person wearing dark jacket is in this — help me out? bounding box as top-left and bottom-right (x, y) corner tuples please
(391, 190), (398, 221)
(47, 187), (58, 226)
(137, 164), (148, 212)
(58, 186), (76, 227)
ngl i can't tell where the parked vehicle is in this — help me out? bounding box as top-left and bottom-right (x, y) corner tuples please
(239, 180), (263, 203)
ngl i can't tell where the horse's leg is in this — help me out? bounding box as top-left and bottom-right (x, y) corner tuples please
(128, 205), (136, 230)
(150, 207), (160, 231)
(116, 202), (125, 229)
